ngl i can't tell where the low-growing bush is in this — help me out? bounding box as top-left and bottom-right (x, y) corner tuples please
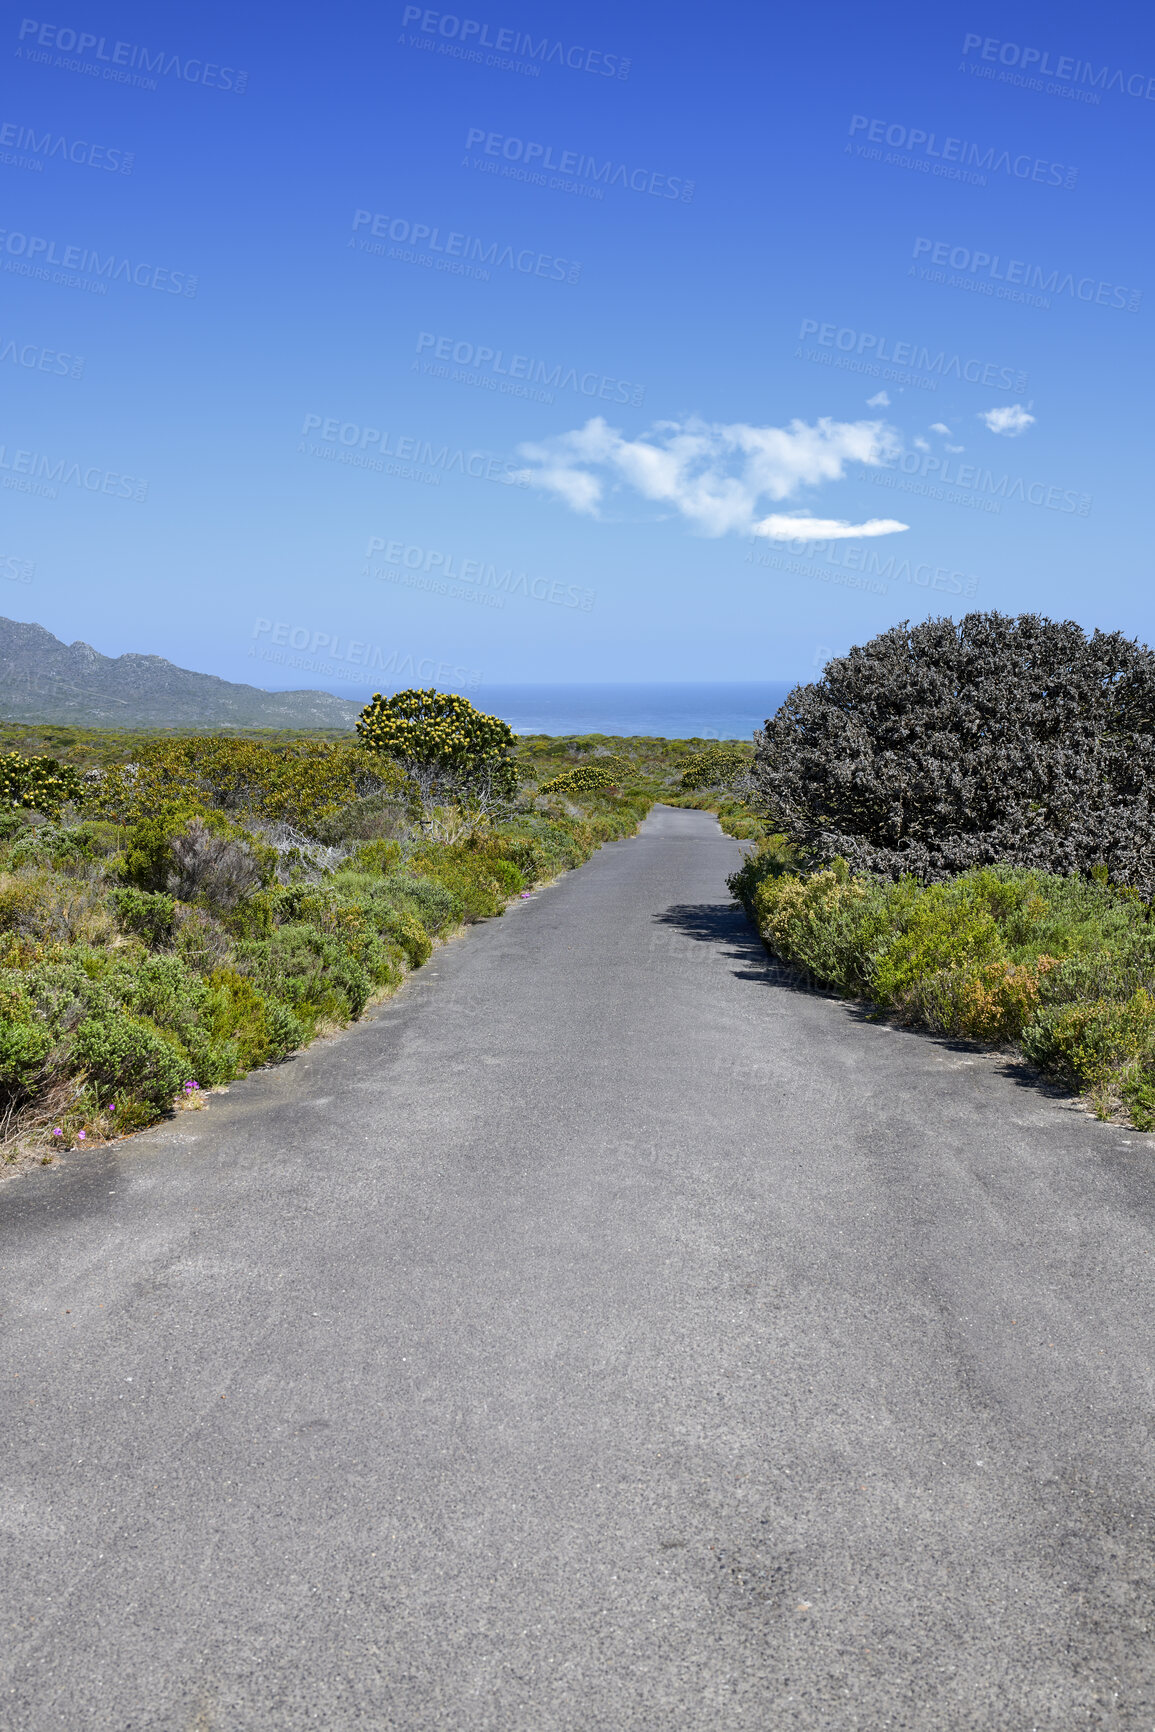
(410, 844), (523, 921)
(349, 838), (403, 875)
(733, 847), (1155, 1128)
(7, 824), (98, 872)
(0, 723), (664, 1159)
(167, 819), (264, 908)
(371, 872), (460, 937)
(203, 968), (304, 1072)
(0, 751), (86, 816)
(109, 887), (177, 948)
(72, 1011), (188, 1109)
(0, 869), (117, 948)
(539, 765), (614, 797)
(235, 923), (375, 1025)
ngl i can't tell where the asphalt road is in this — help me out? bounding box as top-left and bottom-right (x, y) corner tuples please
(3, 805), (1155, 1729)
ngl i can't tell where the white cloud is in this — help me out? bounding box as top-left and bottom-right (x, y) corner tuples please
(754, 515), (909, 541)
(930, 422), (951, 435)
(866, 390), (890, 407)
(914, 436), (931, 452)
(513, 413), (906, 538)
(945, 444), (965, 453)
(980, 403), (1035, 436)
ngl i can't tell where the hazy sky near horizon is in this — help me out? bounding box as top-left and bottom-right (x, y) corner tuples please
(1, 0), (1151, 693)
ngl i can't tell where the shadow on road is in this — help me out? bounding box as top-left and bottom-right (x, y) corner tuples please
(653, 903), (1093, 1117)
(652, 901), (812, 990)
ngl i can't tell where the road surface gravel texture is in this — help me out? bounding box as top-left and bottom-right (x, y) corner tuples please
(2, 805), (1155, 1729)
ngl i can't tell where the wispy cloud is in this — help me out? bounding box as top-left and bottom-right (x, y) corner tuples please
(980, 403), (1035, 436)
(930, 422), (952, 435)
(866, 390), (890, 407)
(755, 514), (909, 541)
(513, 414), (908, 540)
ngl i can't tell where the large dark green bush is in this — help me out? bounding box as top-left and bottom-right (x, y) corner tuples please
(754, 613), (1155, 891)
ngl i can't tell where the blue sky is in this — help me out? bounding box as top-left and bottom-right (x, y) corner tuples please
(1, 0), (1151, 692)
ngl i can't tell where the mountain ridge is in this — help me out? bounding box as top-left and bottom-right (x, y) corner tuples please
(0, 617), (364, 728)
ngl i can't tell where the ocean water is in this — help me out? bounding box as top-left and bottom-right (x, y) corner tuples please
(315, 681), (798, 739)
(478, 683), (796, 739)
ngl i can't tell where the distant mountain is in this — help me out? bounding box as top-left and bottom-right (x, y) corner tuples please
(0, 617), (363, 728)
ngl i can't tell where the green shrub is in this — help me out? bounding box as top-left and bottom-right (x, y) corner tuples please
(411, 844), (522, 920)
(678, 747), (751, 792)
(109, 887), (177, 948)
(203, 967), (303, 1071)
(349, 838), (403, 874)
(865, 875), (1009, 1005)
(7, 954), (100, 1027)
(120, 808), (269, 906)
(739, 852), (1155, 1127)
(0, 869), (116, 947)
(0, 1009), (54, 1100)
(112, 952), (209, 1034)
(173, 906), (235, 974)
(236, 923), (373, 1023)
(118, 806), (207, 892)
(8, 824), (96, 871)
(313, 792), (408, 846)
(488, 835), (547, 883)
(72, 1012), (188, 1108)
(329, 876), (434, 968)
(372, 872), (459, 936)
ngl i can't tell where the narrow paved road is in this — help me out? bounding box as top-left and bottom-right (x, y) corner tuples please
(4, 806), (1155, 1729)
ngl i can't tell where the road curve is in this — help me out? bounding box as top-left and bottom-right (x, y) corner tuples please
(3, 805), (1155, 1729)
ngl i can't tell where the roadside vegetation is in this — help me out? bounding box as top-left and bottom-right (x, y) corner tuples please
(732, 613), (1155, 1129)
(0, 701), (733, 1169)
